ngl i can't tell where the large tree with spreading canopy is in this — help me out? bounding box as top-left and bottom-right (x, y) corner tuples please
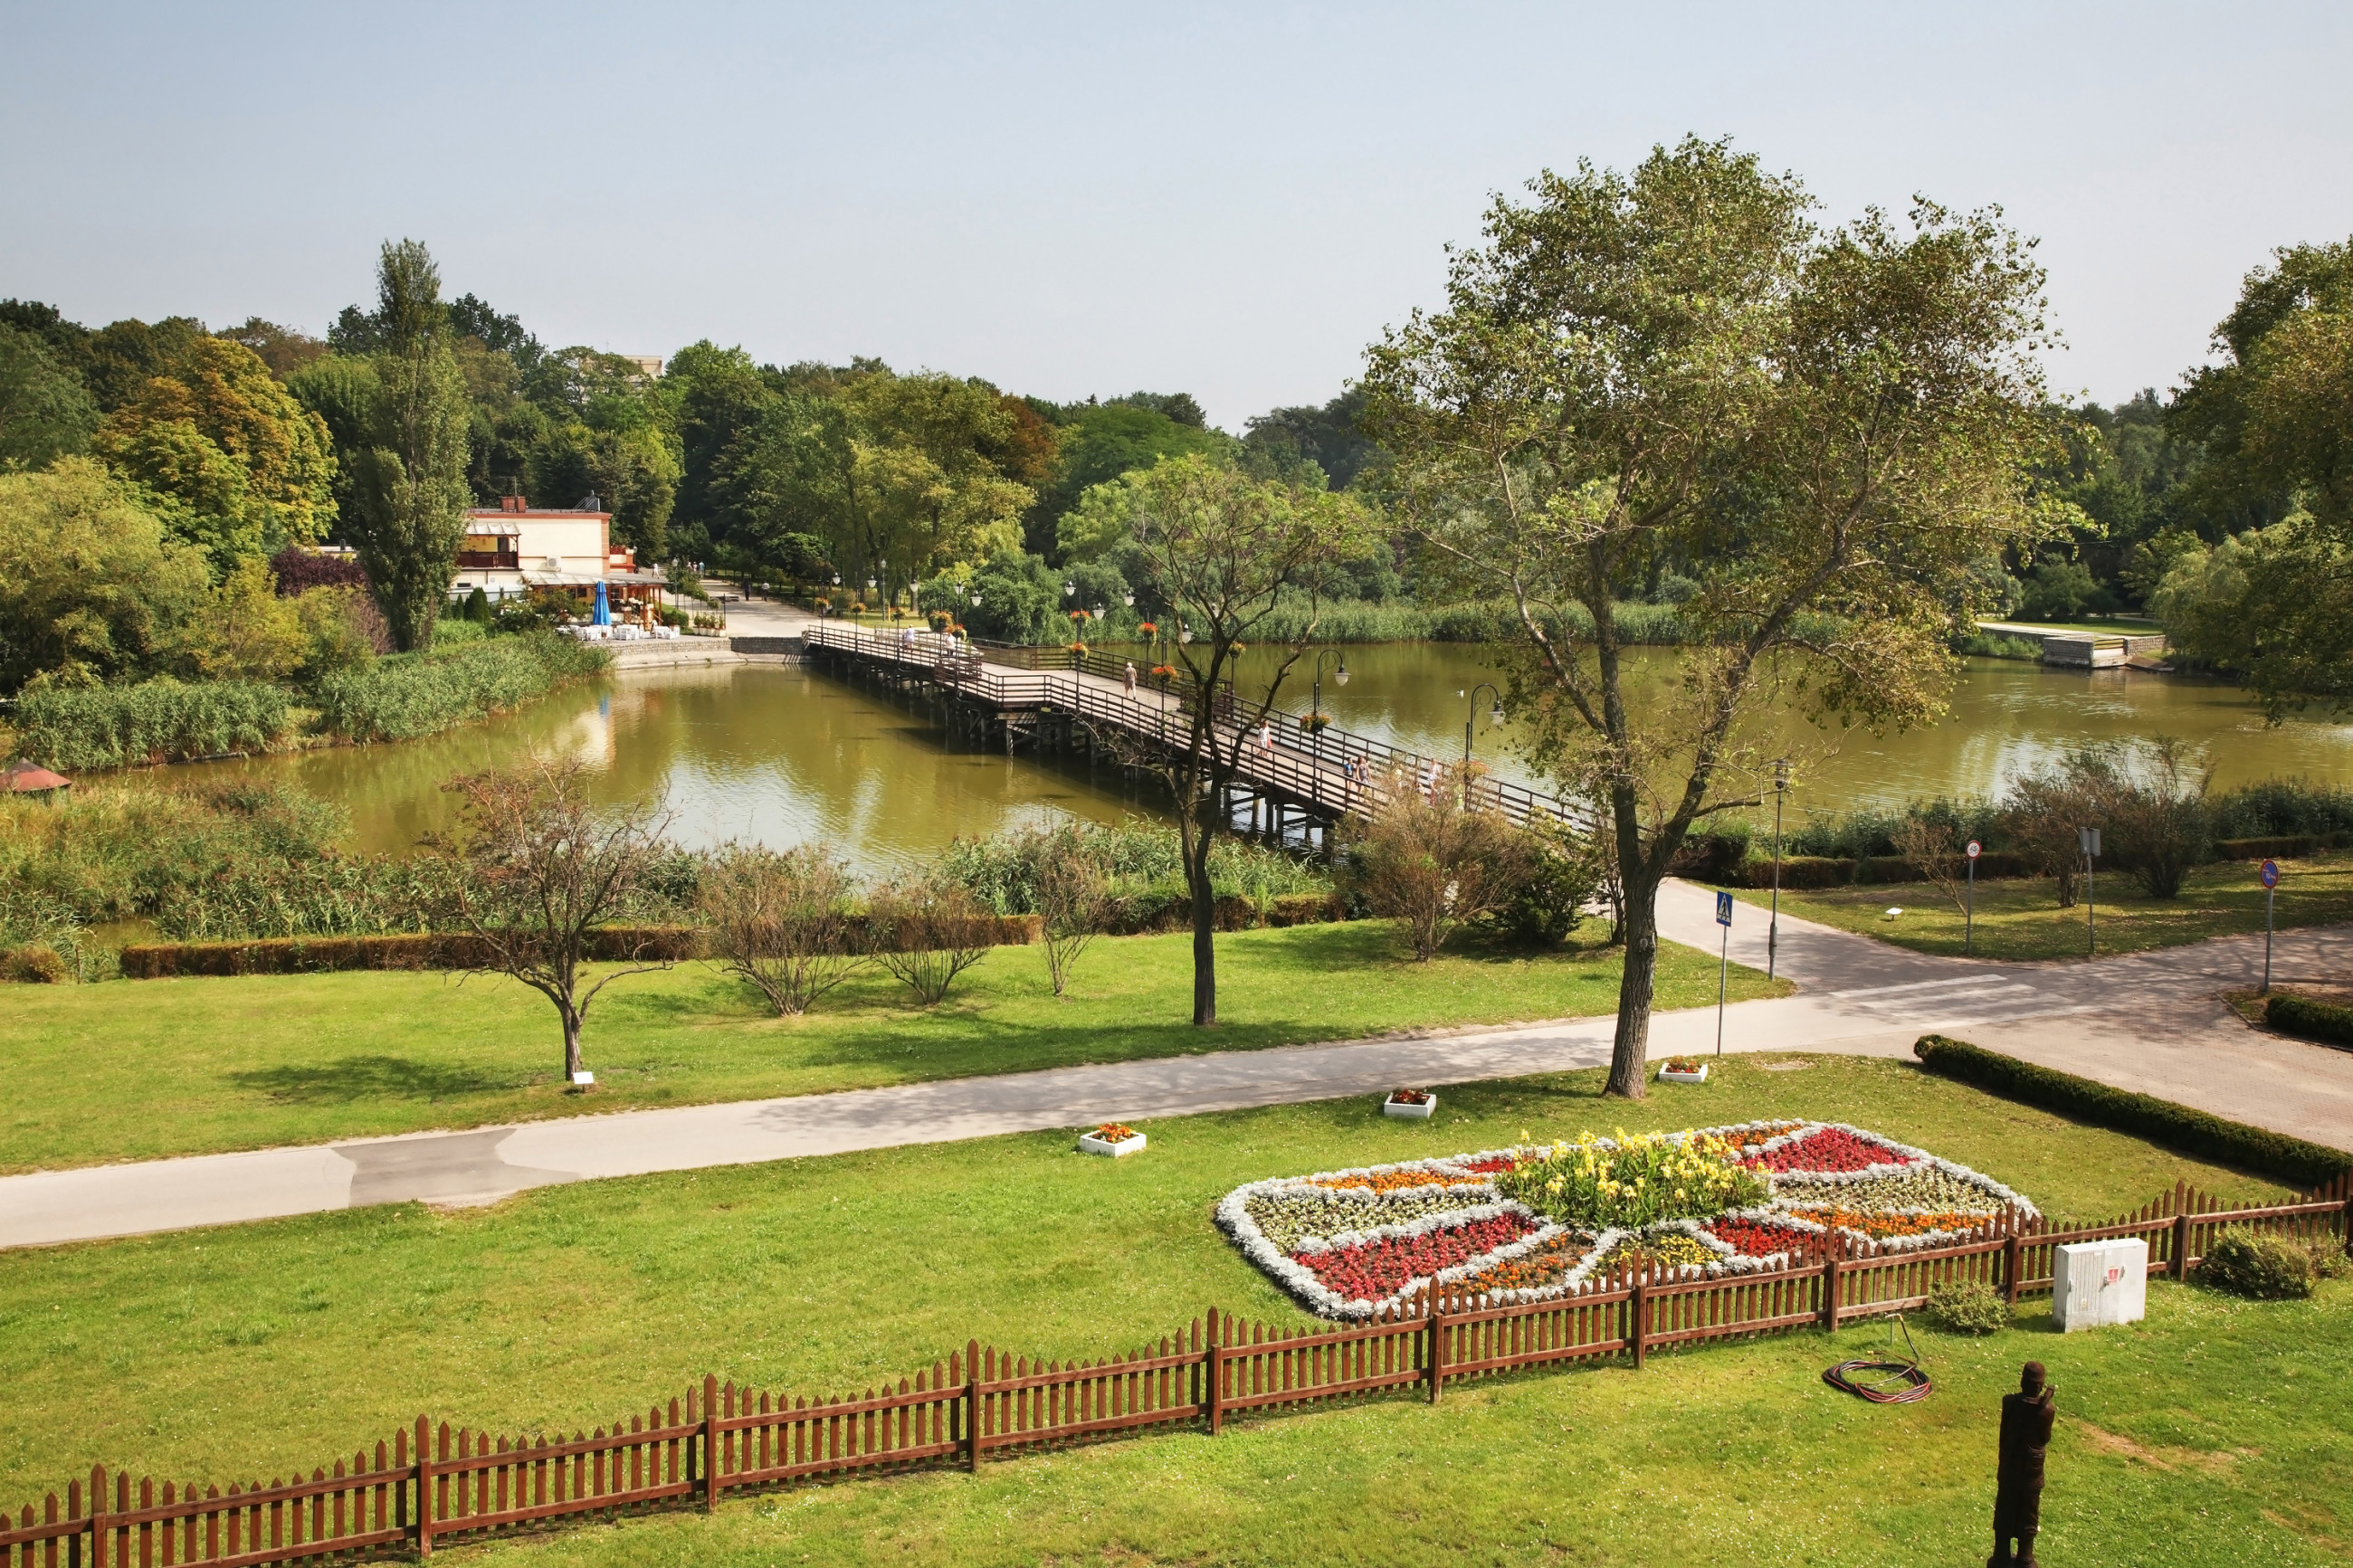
(1362, 138), (2060, 1098)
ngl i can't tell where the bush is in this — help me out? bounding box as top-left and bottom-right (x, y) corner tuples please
(118, 927), (703, 978)
(2, 943), (69, 983)
(2197, 1229), (2316, 1299)
(934, 820), (1329, 917)
(1343, 770), (1532, 960)
(310, 632), (605, 743)
(1481, 814), (1603, 946)
(866, 878), (995, 1006)
(12, 678), (293, 770)
(2208, 778), (2353, 841)
(698, 843), (866, 1015)
(2267, 993), (2353, 1049)
(1913, 1035), (2353, 1189)
(1926, 1278), (2010, 1335)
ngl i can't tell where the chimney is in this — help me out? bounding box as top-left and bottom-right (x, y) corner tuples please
(501, 495), (526, 513)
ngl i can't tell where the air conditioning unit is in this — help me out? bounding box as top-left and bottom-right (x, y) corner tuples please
(2053, 1238), (2148, 1331)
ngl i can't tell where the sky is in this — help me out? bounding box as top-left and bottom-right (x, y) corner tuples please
(5, 2), (2352, 430)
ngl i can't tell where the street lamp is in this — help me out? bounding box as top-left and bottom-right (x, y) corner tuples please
(1767, 757), (1790, 981)
(1309, 649), (1349, 764)
(1460, 683), (1504, 801)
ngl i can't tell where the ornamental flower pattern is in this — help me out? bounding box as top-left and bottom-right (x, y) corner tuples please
(1217, 1122), (2036, 1319)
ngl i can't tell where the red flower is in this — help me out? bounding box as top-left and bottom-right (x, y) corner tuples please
(1291, 1213), (1537, 1301)
(1751, 1127), (1916, 1174)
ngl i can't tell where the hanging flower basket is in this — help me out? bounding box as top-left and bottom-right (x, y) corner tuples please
(1300, 714), (1332, 732)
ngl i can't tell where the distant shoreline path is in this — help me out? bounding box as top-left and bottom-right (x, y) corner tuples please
(5, 883), (2348, 1250)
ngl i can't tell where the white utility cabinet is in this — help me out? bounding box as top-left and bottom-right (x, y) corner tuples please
(2053, 1238), (2148, 1331)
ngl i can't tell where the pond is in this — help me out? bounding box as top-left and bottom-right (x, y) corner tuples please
(214, 642), (2353, 873)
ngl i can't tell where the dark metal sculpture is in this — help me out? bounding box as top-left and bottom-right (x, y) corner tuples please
(1991, 1361), (2056, 1566)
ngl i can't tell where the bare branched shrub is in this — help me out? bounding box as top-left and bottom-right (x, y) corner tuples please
(2104, 736), (2212, 899)
(1347, 767), (1533, 961)
(868, 877), (996, 1006)
(2002, 755), (2105, 908)
(419, 755), (674, 1080)
(1893, 816), (1968, 913)
(1035, 850), (1113, 997)
(697, 842), (865, 1015)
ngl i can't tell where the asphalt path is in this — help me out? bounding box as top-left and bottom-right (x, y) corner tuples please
(4, 882), (2348, 1250)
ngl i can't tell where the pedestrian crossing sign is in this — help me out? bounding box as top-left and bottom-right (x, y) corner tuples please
(1716, 891), (1734, 927)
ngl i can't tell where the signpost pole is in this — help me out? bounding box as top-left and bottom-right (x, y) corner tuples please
(2261, 859), (2280, 993)
(1767, 759), (1789, 981)
(1964, 839), (1980, 957)
(2080, 826), (2101, 956)
(1715, 890), (1733, 1057)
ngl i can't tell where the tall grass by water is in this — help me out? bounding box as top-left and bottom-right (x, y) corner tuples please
(9, 679), (293, 770)
(310, 632), (607, 743)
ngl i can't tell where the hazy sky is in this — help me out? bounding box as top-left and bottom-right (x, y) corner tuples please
(5, 3), (2350, 428)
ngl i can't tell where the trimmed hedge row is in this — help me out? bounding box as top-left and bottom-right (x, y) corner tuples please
(1912, 1034), (2353, 1189)
(2267, 993), (2353, 1050)
(2217, 833), (2346, 861)
(117, 898), (1355, 978)
(1672, 838), (2036, 889)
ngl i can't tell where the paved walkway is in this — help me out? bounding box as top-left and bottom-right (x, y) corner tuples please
(4, 886), (2348, 1250)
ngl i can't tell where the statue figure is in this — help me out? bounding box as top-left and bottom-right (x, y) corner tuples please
(1991, 1361), (2056, 1566)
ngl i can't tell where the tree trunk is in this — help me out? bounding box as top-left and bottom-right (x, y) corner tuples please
(1188, 822), (1218, 1027)
(1604, 871), (1659, 1099)
(562, 1004), (584, 1081)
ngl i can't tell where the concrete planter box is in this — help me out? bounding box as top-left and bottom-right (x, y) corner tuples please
(1383, 1095), (1436, 1119)
(1078, 1130), (1146, 1157)
(1657, 1063), (1709, 1083)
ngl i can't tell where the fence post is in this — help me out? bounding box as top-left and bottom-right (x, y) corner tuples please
(1629, 1278), (1647, 1370)
(2002, 1225), (2022, 1306)
(1821, 1242), (1842, 1333)
(2341, 1189), (2352, 1261)
(2171, 1211), (2192, 1280)
(414, 1416), (433, 1558)
(88, 1465), (106, 1568)
(1205, 1312), (1224, 1436)
(1426, 1299), (1446, 1403)
(701, 1374), (720, 1511)
(965, 1341), (984, 1470)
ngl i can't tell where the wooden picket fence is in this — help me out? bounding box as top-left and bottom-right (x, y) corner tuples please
(6, 1174), (2346, 1565)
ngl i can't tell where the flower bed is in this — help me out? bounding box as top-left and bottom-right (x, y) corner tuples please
(1217, 1123), (2036, 1319)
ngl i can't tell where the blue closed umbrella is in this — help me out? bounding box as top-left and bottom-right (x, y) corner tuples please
(593, 581), (611, 626)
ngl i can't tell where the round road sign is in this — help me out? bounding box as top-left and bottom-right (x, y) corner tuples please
(1965, 840), (1982, 860)
(2261, 859), (2280, 889)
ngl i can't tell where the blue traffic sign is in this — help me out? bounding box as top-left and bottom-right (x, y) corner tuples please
(2261, 859), (2280, 889)
(1716, 890), (1734, 927)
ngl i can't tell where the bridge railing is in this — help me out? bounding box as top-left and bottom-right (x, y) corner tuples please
(804, 623), (1587, 830)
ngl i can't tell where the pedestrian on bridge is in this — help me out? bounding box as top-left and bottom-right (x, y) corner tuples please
(1123, 660), (1138, 696)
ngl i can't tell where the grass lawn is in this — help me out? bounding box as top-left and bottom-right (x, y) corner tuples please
(0, 1054), (2318, 1557)
(0, 921), (1785, 1174)
(1722, 851), (2353, 961)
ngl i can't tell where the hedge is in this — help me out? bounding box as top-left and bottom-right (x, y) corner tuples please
(115, 901), (1355, 978)
(1671, 837), (2037, 889)
(1912, 1034), (2353, 1189)
(2267, 993), (2353, 1050)
(11, 679), (293, 771)
(2217, 833), (2345, 861)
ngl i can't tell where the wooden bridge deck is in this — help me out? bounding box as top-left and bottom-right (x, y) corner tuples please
(803, 622), (1583, 832)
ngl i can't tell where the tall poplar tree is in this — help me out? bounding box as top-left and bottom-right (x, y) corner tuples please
(344, 241), (471, 651)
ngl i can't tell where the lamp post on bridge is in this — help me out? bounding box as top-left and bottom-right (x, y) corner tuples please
(1310, 650), (1348, 768)
(1459, 683), (1504, 807)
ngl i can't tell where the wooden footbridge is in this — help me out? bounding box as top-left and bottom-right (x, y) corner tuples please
(802, 622), (1583, 846)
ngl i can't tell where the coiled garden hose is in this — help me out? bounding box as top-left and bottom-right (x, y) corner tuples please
(1821, 1314), (1932, 1403)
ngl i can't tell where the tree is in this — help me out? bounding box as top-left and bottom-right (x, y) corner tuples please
(1117, 452), (1375, 1024)
(1035, 841), (1112, 996)
(698, 843), (867, 1015)
(2157, 238), (2353, 712)
(0, 458), (212, 691)
(0, 324), (100, 470)
(336, 241), (473, 651)
(1243, 387), (1386, 490)
(1362, 139), (2055, 1098)
(420, 755), (675, 1082)
(182, 556), (308, 680)
(93, 335), (338, 565)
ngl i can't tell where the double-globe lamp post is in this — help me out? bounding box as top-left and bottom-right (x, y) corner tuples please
(1310, 650), (1349, 765)
(1459, 683), (1504, 805)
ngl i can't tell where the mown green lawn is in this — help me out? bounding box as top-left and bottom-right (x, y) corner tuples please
(0, 921), (1784, 1174)
(0, 1053), (2309, 1544)
(1723, 851), (2353, 961)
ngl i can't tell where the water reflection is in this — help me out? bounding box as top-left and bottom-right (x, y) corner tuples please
(211, 644), (2353, 867)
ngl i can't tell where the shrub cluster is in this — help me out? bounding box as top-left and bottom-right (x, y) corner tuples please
(2196, 1229), (2320, 1300)
(2266, 993), (2353, 1049)
(1926, 1278), (2011, 1335)
(934, 819), (1329, 923)
(1912, 1035), (2353, 1190)
(310, 632), (606, 743)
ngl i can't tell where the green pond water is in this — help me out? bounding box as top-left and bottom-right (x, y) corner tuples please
(217, 644), (2353, 874)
